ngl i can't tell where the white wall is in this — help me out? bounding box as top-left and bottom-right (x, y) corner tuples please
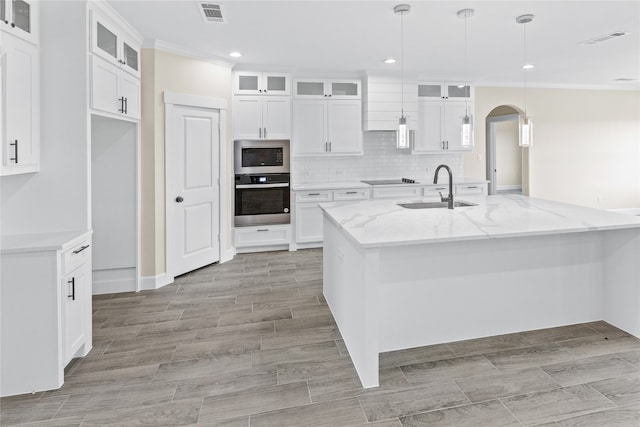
(293, 131), (464, 184)
(465, 87), (640, 209)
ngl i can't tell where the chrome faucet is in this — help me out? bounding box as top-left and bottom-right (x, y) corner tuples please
(434, 164), (454, 209)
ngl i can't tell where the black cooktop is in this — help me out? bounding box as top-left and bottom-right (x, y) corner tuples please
(361, 178), (419, 185)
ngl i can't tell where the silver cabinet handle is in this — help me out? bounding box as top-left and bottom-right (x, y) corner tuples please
(467, 186), (478, 189)
(67, 277), (75, 301)
(346, 191), (358, 195)
(236, 183), (289, 189)
(329, 142), (332, 152)
(257, 229), (269, 232)
(264, 128), (267, 139)
(259, 128), (262, 138)
(308, 193), (321, 196)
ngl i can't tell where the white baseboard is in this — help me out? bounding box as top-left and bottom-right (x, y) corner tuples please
(139, 272), (174, 291)
(497, 185), (523, 192)
(220, 246), (236, 263)
(92, 268), (136, 295)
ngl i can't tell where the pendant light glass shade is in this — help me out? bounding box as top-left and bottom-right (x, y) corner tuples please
(397, 116), (409, 148)
(461, 114), (473, 148)
(519, 115), (533, 147)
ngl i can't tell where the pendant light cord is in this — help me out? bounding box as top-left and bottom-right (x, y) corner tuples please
(400, 10), (404, 118)
(523, 22), (528, 116)
(464, 13), (469, 116)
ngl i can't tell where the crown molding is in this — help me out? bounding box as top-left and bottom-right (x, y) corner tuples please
(142, 39), (234, 69)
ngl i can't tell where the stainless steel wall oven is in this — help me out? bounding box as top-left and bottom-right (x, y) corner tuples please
(234, 140), (290, 226)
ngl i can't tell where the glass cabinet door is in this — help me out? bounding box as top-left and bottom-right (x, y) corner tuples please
(123, 42), (139, 73)
(447, 85), (470, 100)
(295, 81), (325, 97)
(11, 0), (30, 34)
(265, 75), (287, 94)
(330, 82), (359, 98)
(96, 21), (118, 60)
(418, 84), (443, 99)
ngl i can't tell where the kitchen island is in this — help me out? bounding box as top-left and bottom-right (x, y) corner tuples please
(320, 194), (640, 388)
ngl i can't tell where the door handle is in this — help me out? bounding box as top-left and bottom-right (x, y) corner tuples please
(176, 196), (184, 203)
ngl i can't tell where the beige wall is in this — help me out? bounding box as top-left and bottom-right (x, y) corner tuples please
(140, 49), (232, 277)
(495, 120), (521, 188)
(465, 87), (640, 209)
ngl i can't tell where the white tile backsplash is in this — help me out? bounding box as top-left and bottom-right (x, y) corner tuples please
(292, 131), (464, 183)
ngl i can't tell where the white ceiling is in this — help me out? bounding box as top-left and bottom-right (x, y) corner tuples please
(108, 0), (640, 89)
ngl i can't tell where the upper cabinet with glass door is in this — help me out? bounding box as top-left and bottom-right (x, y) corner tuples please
(233, 72), (291, 96)
(294, 79), (361, 100)
(418, 82), (472, 102)
(90, 10), (141, 78)
(0, 0), (38, 44)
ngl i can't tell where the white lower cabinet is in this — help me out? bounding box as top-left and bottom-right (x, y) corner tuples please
(91, 55), (140, 119)
(0, 231), (92, 397)
(235, 225), (291, 253)
(293, 189), (369, 247)
(455, 183), (488, 196)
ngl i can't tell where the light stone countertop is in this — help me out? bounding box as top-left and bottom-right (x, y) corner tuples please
(291, 177), (488, 191)
(319, 194), (640, 249)
(1, 230), (91, 254)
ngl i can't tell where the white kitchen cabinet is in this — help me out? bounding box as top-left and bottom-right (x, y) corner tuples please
(415, 100), (470, 152)
(234, 225), (291, 253)
(0, 231), (92, 397)
(294, 79), (360, 100)
(293, 99), (362, 155)
(372, 186), (422, 199)
(455, 183), (488, 196)
(1, 30), (39, 175)
(234, 71), (291, 95)
(0, 0), (38, 44)
(91, 55), (140, 120)
(293, 189), (369, 247)
(418, 82), (471, 101)
(90, 10), (140, 78)
(233, 95), (291, 140)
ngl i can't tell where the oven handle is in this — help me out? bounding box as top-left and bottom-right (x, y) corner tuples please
(236, 183), (290, 189)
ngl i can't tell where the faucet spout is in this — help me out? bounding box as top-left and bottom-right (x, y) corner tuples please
(433, 164), (454, 209)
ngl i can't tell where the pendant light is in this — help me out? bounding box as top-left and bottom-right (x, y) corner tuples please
(517, 14), (534, 147)
(457, 8), (474, 148)
(394, 4), (410, 149)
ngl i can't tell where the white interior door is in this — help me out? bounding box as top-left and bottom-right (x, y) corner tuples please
(173, 105), (220, 276)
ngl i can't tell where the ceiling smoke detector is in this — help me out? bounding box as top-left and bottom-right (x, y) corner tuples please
(199, 3), (225, 23)
(580, 31), (629, 45)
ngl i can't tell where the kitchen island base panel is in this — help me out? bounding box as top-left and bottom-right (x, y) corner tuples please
(323, 217), (640, 388)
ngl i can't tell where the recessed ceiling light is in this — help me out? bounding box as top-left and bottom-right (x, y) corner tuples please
(522, 64), (535, 69)
(384, 58), (396, 64)
(229, 51), (242, 58)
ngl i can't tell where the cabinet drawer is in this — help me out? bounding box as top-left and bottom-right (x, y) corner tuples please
(333, 189), (369, 201)
(423, 185), (450, 199)
(62, 239), (91, 275)
(295, 191), (332, 203)
(372, 187), (422, 199)
(455, 184), (487, 196)
(235, 226), (291, 248)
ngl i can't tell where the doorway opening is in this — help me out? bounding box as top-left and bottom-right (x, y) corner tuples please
(485, 106), (529, 196)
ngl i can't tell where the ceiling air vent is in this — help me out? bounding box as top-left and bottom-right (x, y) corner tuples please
(580, 31), (629, 45)
(199, 3), (225, 23)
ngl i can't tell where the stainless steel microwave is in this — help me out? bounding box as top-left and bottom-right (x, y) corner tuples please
(234, 140), (290, 175)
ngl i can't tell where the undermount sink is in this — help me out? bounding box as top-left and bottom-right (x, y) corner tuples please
(397, 201), (477, 209)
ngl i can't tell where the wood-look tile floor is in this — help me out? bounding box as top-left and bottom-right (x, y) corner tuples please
(2, 248), (640, 426)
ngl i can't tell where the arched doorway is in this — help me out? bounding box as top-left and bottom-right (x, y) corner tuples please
(486, 106), (529, 195)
